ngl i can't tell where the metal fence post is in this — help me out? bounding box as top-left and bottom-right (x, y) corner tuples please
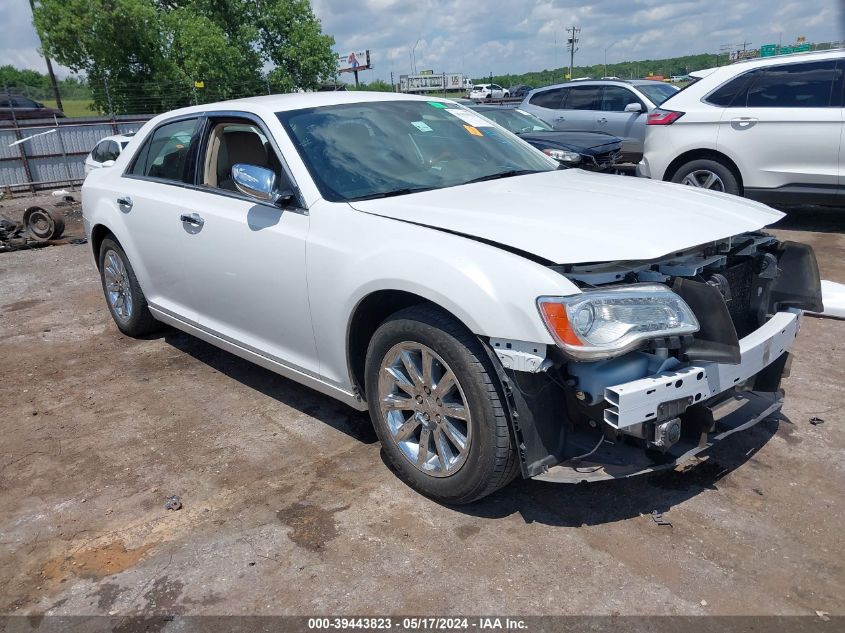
(5, 82), (36, 194)
(53, 114), (75, 191)
(104, 76), (118, 134)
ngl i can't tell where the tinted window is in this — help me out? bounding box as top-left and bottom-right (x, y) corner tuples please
(12, 97), (38, 108)
(91, 141), (107, 162)
(130, 118), (198, 181)
(101, 141), (120, 162)
(563, 86), (602, 110)
(747, 60), (840, 108)
(705, 72), (756, 107)
(529, 88), (566, 109)
(601, 86), (640, 111)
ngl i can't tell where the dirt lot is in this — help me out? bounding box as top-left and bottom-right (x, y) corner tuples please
(1, 193), (844, 618)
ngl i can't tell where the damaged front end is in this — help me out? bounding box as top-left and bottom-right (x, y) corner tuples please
(489, 233), (823, 483)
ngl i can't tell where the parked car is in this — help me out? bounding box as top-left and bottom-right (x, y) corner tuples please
(508, 85), (533, 99)
(469, 105), (621, 171)
(0, 95), (65, 121)
(638, 50), (844, 206)
(470, 83), (509, 99)
(519, 79), (679, 162)
(85, 133), (136, 175)
(82, 92), (821, 504)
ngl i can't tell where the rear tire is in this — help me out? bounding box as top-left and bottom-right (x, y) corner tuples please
(365, 305), (518, 504)
(671, 158), (741, 196)
(98, 238), (159, 337)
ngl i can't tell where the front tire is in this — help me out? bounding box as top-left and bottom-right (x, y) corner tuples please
(671, 158), (740, 196)
(365, 305), (518, 504)
(98, 238), (159, 337)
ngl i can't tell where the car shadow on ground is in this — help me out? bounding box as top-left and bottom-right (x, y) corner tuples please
(159, 328), (378, 445)
(772, 206), (845, 233)
(154, 326), (785, 528)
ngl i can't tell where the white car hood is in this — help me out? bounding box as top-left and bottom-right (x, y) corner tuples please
(349, 170), (784, 264)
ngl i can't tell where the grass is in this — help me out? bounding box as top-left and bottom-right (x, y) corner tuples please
(42, 98), (99, 118)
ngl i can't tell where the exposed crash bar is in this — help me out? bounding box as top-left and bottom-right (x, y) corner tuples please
(604, 309), (802, 429)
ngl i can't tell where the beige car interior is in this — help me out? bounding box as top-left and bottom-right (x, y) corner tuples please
(203, 123), (281, 191)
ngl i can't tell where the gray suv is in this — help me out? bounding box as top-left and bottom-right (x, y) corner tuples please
(519, 79), (678, 162)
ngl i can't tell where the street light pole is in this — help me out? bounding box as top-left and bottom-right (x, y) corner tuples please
(604, 41), (618, 78)
(411, 39), (420, 74)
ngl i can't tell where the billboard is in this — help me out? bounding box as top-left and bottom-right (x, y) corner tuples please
(400, 73), (466, 93)
(337, 50), (371, 73)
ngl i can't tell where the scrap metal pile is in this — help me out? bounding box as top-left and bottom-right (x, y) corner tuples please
(0, 204), (66, 253)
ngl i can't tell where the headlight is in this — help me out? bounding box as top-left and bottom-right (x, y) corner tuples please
(543, 148), (581, 163)
(537, 284), (699, 360)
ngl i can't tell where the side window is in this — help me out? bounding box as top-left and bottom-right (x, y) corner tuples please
(529, 88), (567, 109)
(564, 85), (602, 110)
(129, 118), (198, 182)
(200, 119), (286, 193)
(12, 97), (38, 108)
(704, 71), (757, 107)
(601, 86), (641, 111)
(91, 141), (107, 162)
(746, 60), (840, 108)
(102, 141), (120, 162)
(834, 60), (845, 107)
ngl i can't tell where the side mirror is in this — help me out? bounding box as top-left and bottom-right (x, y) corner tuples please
(232, 163), (294, 206)
(102, 160), (116, 168)
(624, 102), (643, 113)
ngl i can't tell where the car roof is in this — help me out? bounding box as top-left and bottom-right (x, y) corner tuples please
(691, 48), (844, 78)
(144, 91), (463, 124)
(99, 133), (136, 143)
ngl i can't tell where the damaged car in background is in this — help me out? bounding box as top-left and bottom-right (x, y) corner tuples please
(82, 92), (822, 504)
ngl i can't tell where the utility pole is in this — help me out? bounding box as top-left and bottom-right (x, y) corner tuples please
(28, 0), (63, 112)
(566, 26), (580, 80)
(604, 41), (618, 78)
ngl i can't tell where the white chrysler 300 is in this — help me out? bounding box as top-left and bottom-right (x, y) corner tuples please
(82, 92), (822, 504)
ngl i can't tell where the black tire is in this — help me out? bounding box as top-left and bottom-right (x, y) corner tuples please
(98, 238), (159, 337)
(670, 158), (741, 196)
(365, 305), (518, 504)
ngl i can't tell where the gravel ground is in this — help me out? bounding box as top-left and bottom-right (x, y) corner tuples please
(0, 193), (844, 618)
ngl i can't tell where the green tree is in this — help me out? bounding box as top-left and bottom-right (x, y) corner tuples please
(32, 0), (336, 114)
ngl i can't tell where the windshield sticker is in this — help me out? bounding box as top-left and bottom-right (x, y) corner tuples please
(427, 101), (448, 108)
(463, 125), (483, 137)
(411, 120), (433, 132)
(445, 108), (493, 127)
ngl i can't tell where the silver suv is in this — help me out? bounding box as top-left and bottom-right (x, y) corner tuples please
(519, 79), (679, 162)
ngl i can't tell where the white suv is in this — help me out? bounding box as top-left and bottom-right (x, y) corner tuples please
(639, 50), (844, 205)
(470, 83), (509, 99)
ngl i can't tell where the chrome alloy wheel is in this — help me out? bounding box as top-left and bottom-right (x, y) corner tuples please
(377, 342), (472, 477)
(681, 169), (725, 191)
(103, 250), (133, 321)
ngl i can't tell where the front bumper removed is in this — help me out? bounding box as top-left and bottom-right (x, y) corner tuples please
(531, 310), (802, 483)
(535, 389), (783, 483)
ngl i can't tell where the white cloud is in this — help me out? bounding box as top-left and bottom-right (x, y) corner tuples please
(1, 0), (842, 86)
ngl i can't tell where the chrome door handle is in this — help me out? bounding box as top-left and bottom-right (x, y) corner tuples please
(597, 117), (608, 124)
(180, 212), (204, 227)
(555, 116), (566, 121)
(117, 196), (132, 209)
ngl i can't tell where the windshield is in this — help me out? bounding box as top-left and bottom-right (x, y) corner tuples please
(636, 82), (679, 105)
(278, 100), (555, 202)
(472, 108), (553, 134)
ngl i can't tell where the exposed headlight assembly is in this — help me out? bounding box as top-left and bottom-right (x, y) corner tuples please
(537, 284), (699, 360)
(543, 148), (581, 164)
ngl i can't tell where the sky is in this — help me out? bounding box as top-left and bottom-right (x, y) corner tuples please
(2, 0), (843, 83)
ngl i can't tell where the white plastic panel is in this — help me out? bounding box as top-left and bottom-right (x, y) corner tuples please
(604, 310), (801, 429)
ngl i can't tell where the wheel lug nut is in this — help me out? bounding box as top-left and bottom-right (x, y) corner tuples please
(424, 386), (431, 395)
(415, 395), (423, 403)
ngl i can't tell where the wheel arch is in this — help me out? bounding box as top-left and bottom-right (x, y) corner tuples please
(346, 290), (478, 401)
(90, 223), (117, 269)
(663, 149), (744, 193)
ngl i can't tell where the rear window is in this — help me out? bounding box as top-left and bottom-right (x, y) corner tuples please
(129, 118), (199, 182)
(564, 86), (602, 110)
(636, 82), (678, 106)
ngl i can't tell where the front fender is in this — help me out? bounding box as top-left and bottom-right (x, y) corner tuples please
(306, 201), (579, 389)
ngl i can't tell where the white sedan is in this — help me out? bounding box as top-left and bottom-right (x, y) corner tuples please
(82, 92), (822, 503)
(84, 133), (135, 175)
